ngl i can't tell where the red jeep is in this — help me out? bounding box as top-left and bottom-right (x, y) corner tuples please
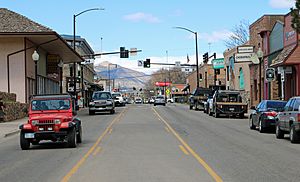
(19, 94), (82, 150)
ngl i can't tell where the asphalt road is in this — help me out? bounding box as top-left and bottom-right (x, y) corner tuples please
(1, 104), (300, 182)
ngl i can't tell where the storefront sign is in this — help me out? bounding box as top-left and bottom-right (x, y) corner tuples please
(235, 53), (254, 63)
(212, 58), (224, 69)
(237, 46), (254, 53)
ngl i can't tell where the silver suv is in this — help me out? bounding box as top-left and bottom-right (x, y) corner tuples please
(154, 95), (166, 106)
(89, 91), (115, 115)
(276, 97), (300, 143)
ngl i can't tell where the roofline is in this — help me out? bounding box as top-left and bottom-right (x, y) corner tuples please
(250, 14), (285, 28)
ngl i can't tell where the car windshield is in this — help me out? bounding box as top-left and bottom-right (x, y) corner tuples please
(112, 93), (121, 97)
(93, 92), (112, 100)
(156, 96), (164, 99)
(31, 99), (70, 111)
(266, 101), (287, 111)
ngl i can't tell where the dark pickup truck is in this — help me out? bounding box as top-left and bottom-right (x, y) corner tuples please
(210, 90), (247, 118)
(189, 87), (213, 111)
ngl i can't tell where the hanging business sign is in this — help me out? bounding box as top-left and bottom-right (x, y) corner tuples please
(235, 53), (254, 63)
(237, 45), (254, 53)
(212, 58), (224, 69)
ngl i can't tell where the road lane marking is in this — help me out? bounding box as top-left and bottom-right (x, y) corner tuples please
(165, 127), (170, 133)
(61, 108), (127, 182)
(179, 145), (189, 155)
(93, 147), (101, 156)
(152, 108), (223, 182)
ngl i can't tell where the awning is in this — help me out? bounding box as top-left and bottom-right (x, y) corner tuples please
(0, 32), (84, 63)
(181, 84), (190, 92)
(270, 44), (297, 67)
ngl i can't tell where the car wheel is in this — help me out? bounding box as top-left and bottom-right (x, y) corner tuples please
(110, 109), (115, 114)
(209, 109), (213, 116)
(163, 104), (166, 106)
(20, 131), (30, 150)
(258, 119), (265, 133)
(189, 105), (193, 110)
(214, 110), (219, 118)
(89, 110), (95, 115)
(67, 127), (77, 148)
(77, 125), (82, 143)
(249, 117), (256, 130)
(290, 126), (299, 143)
(275, 124), (284, 139)
(239, 113), (244, 119)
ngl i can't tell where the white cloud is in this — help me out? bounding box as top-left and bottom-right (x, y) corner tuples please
(199, 30), (233, 43)
(123, 12), (161, 23)
(269, 0), (294, 9)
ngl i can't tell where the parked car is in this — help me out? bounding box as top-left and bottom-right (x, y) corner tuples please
(275, 97), (300, 143)
(111, 92), (125, 106)
(167, 98), (174, 103)
(154, 95), (166, 106)
(19, 94), (82, 150)
(149, 97), (155, 104)
(249, 100), (287, 133)
(209, 90), (247, 118)
(189, 87), (213, 110)
(89, 91), (115, 115)
(135, 97), (143, 104)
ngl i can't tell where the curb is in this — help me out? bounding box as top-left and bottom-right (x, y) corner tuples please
(4, 130), (20, 138)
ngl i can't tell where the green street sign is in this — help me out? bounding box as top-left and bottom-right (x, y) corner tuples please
(212, 58), (224, 69)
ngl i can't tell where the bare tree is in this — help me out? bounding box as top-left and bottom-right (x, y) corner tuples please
(224, 20), (250, 49)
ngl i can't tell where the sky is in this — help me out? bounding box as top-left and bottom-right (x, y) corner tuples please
(0, 0), (295, 74)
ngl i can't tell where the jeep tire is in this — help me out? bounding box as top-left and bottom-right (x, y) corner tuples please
(290, 126), (299, 143)
(20, 131), (30, 150)
(77, 125), (82, 143)
(275, 124), (284, 139)
(67, 127), (77, 148)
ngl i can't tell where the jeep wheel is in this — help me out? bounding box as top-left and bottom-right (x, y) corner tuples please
(290, 126), (299, 143)
(20, 131), (30, 150)
(67, 128), (77, 148)
(275, 124), (284, 139)
(77, 125), (82, 143)
(89, 110), (95, 115)
(249, 117), (255, 130)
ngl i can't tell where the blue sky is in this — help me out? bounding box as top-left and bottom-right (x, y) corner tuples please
(0, 0), (295, 73)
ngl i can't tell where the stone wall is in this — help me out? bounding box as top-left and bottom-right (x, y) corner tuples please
(0, 92), (28, 122)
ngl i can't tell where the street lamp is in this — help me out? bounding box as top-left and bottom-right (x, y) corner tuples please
(73, 7), (104, 101)
(174, 26), (199, 88)
(32, 50), (39, 95)
(257, 47), (264, 102)
(58, 60), (64, 93)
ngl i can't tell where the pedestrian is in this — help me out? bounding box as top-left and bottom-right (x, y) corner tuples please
(0, 97), (5, 122)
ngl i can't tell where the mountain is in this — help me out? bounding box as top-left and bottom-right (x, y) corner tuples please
(94, 61), (149, 90)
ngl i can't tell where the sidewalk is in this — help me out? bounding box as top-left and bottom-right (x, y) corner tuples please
(0, 117), (28, 138)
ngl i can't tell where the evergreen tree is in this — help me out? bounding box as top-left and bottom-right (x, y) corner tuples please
(291, 0), (300, 33)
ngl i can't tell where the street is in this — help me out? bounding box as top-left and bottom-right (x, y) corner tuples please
(1, 103), (300, 182)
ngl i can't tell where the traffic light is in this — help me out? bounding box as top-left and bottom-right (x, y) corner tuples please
(203, 52), (208, 63)
(144, 59), (150, 68)
(120, 47), (129, 58)
(213, 52), (216, 59)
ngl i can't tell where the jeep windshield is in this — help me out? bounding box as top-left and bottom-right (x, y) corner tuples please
(92, 92), (112, 100)
(216, 93), (241, 102)
(31, 99), (70, 111)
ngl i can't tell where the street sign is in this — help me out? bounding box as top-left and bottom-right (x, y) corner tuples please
(138, 60), (143, 67)
(237, 45), (254, 53)
(130, 48), (138, 56)
(265, 68), (276, 82)
(235, 53), (254, 63)
(166, 89), (170, 95)
(212, 58), (224, 69)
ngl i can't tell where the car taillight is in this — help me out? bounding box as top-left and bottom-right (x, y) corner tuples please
(298, 114), (300, 122)
(265, 111), (277, 117)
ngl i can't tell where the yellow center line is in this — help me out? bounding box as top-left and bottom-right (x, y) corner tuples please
(179, 145), (190, 155)
(61, 108), (127, 182)
(93, 147), (101, 156)
(152, 108), (223, 182)
(165, 126), (170, 133)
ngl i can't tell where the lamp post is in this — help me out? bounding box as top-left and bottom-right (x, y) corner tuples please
(32, 50), (39, 95)
(174, 26), (199, 88)
(58, 60), (64, 93)
(73, 8), (104, 101)
(257, 47), (264, 102)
